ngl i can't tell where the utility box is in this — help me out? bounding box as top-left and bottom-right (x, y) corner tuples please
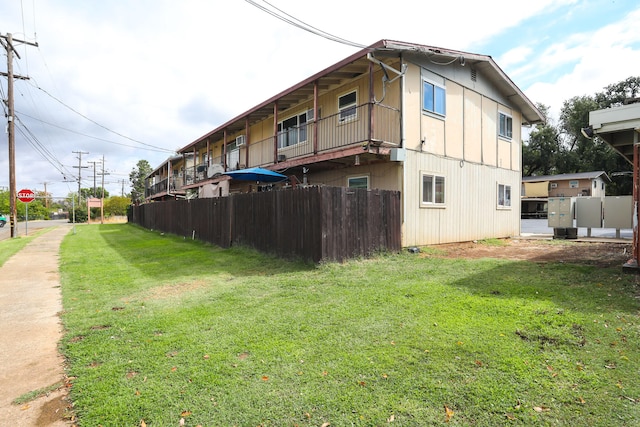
(576, 197), (603, 228)
(548, 197), (574, 228)
(604, 195), (633, 229)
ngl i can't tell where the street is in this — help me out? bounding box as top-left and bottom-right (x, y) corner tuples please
(0, 219), (71, 241)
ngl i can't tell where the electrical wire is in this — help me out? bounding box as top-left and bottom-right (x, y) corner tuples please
(15, 110), (175, 153)
(14, 114), (73, 175)
(245, 0), (367, 49)
(28, 81), (175, 153)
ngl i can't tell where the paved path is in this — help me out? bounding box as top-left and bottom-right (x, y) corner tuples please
(0, 225), (73, 426)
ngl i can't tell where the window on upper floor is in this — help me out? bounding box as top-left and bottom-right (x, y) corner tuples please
(338, 91), (357, 122)
(498, 112), (512, 139)
(421, 173), (445, 206)
(278, 110), (313, 148)
(569, 180), (579, 188)
(422, 79), (446, 116)
(498, 183), (511, 208)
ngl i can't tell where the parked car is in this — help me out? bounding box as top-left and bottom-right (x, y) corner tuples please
(0, 213), (6, 228)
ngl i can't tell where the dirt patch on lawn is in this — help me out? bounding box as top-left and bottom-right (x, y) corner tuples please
(420, 238), (633, 268)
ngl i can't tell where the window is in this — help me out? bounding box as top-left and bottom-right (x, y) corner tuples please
(348, 175), (369, 189)
(569, 180), (579, 188)
(422, 173), (445, 205)
(593, 181), (597, 189)
(338, 91), (357, 122)
(498, 112), (512, 139)
(550, 182), (557, 189)
(422, 80), (446, 116)
(278, 110), (312, 148)
(226, 140), (240, 170)
(498, 184), (511, 208)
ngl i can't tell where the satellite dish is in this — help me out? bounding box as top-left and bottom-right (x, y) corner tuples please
(207, 164), (224, 178)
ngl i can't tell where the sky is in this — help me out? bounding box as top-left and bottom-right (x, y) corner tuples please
(0, 0), (638, 200)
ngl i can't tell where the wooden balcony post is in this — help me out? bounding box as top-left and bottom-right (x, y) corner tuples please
(223, 130), (228, 170)
(314, 80), (319, 154)
(245, 118), (250, 168)
(273, 102), (278, 164)
(368, 61), (374, 144)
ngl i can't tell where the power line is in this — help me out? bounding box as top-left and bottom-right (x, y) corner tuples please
(244, 0), (367, 49)
(15, 110), (175, 153)
(28, 82), (175, 153)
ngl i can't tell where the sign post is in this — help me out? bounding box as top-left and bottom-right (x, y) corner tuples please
(17, 189), (35, 236)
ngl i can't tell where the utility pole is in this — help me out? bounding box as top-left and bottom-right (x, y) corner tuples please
(88, 160), (101, 197)
(1, 33), (38, 238)
(98, 155), (110, 224)
(72, 151), (89, 203)
(41, 181), (50, 209)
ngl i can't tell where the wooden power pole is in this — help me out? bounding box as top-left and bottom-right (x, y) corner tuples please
(0, 33), (38, 238)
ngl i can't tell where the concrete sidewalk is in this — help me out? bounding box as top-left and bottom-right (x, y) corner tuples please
(0, 225), (73, 426)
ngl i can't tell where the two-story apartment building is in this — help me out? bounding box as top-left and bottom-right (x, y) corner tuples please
(145, 39), (543, 246)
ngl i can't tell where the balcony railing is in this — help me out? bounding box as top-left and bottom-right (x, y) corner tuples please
(146, 175), (186, 198)
(148, 102), (400, 196)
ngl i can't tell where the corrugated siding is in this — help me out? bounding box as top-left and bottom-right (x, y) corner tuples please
(402, 151), (521, 246)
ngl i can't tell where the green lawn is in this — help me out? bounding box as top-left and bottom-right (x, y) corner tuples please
(58, 224), (640, 426)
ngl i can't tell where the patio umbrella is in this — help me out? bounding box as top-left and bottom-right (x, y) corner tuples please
(222, 167), (288, 183)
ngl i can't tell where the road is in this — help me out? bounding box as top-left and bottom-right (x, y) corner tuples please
(0, 219), (72, 241)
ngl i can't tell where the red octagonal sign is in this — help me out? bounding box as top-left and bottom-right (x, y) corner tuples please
(17, 188), (35, 203)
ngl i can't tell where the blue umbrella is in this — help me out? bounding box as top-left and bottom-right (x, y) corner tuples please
(223, 167), (288, 183)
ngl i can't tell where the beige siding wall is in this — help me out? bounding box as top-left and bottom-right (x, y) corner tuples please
(400, 62), (523, 246)
(464, 90), (483, 163)
(402, 150), (520, 245)
(482, 98), (498, 167)
(307, 162), (402, 191)
(445, 82), (464, 159)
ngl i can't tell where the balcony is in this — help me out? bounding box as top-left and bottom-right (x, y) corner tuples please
(185, 102), (400, 187)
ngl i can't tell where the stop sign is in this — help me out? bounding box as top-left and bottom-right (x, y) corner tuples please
(17, 189), (35, 203)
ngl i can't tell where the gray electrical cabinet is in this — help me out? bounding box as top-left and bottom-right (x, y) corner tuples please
(604, 196), (633, 229)
(548, 197), (574, 228)
(576, 197), (603, 228)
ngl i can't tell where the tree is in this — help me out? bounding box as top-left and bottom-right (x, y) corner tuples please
(80, 187), (109, 199)
(595, 76), (640, 107)
(522, 104), (560, 176)
(104, 196), (131, 216)
(129, 160), (153, 204)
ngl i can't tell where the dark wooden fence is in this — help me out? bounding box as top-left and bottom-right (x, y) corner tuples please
(129, 186), (401, 263)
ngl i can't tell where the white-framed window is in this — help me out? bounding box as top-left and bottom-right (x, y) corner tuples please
(569, 180), (579, 188)
(422, 79), (446, 116)
(550, 182), (558, 189)
(338, 90), (357, 122)
(226, 140), (240, 170)
(498, 183), (511, 208)
(278, 110), (313, 148)
(593, 181), (597, 189)
(421, 173), (445, 206)
(498, 111), (512, 139)
(348, 175), (369, 189)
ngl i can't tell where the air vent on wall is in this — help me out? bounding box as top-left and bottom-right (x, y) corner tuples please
(236, 135), (246, 146)
(470, 68), (477, 82)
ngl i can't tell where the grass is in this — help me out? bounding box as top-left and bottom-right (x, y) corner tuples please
(12, 381), (64, 405)
(59, 224), (640, 426)
(0, 228), (47, 267)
